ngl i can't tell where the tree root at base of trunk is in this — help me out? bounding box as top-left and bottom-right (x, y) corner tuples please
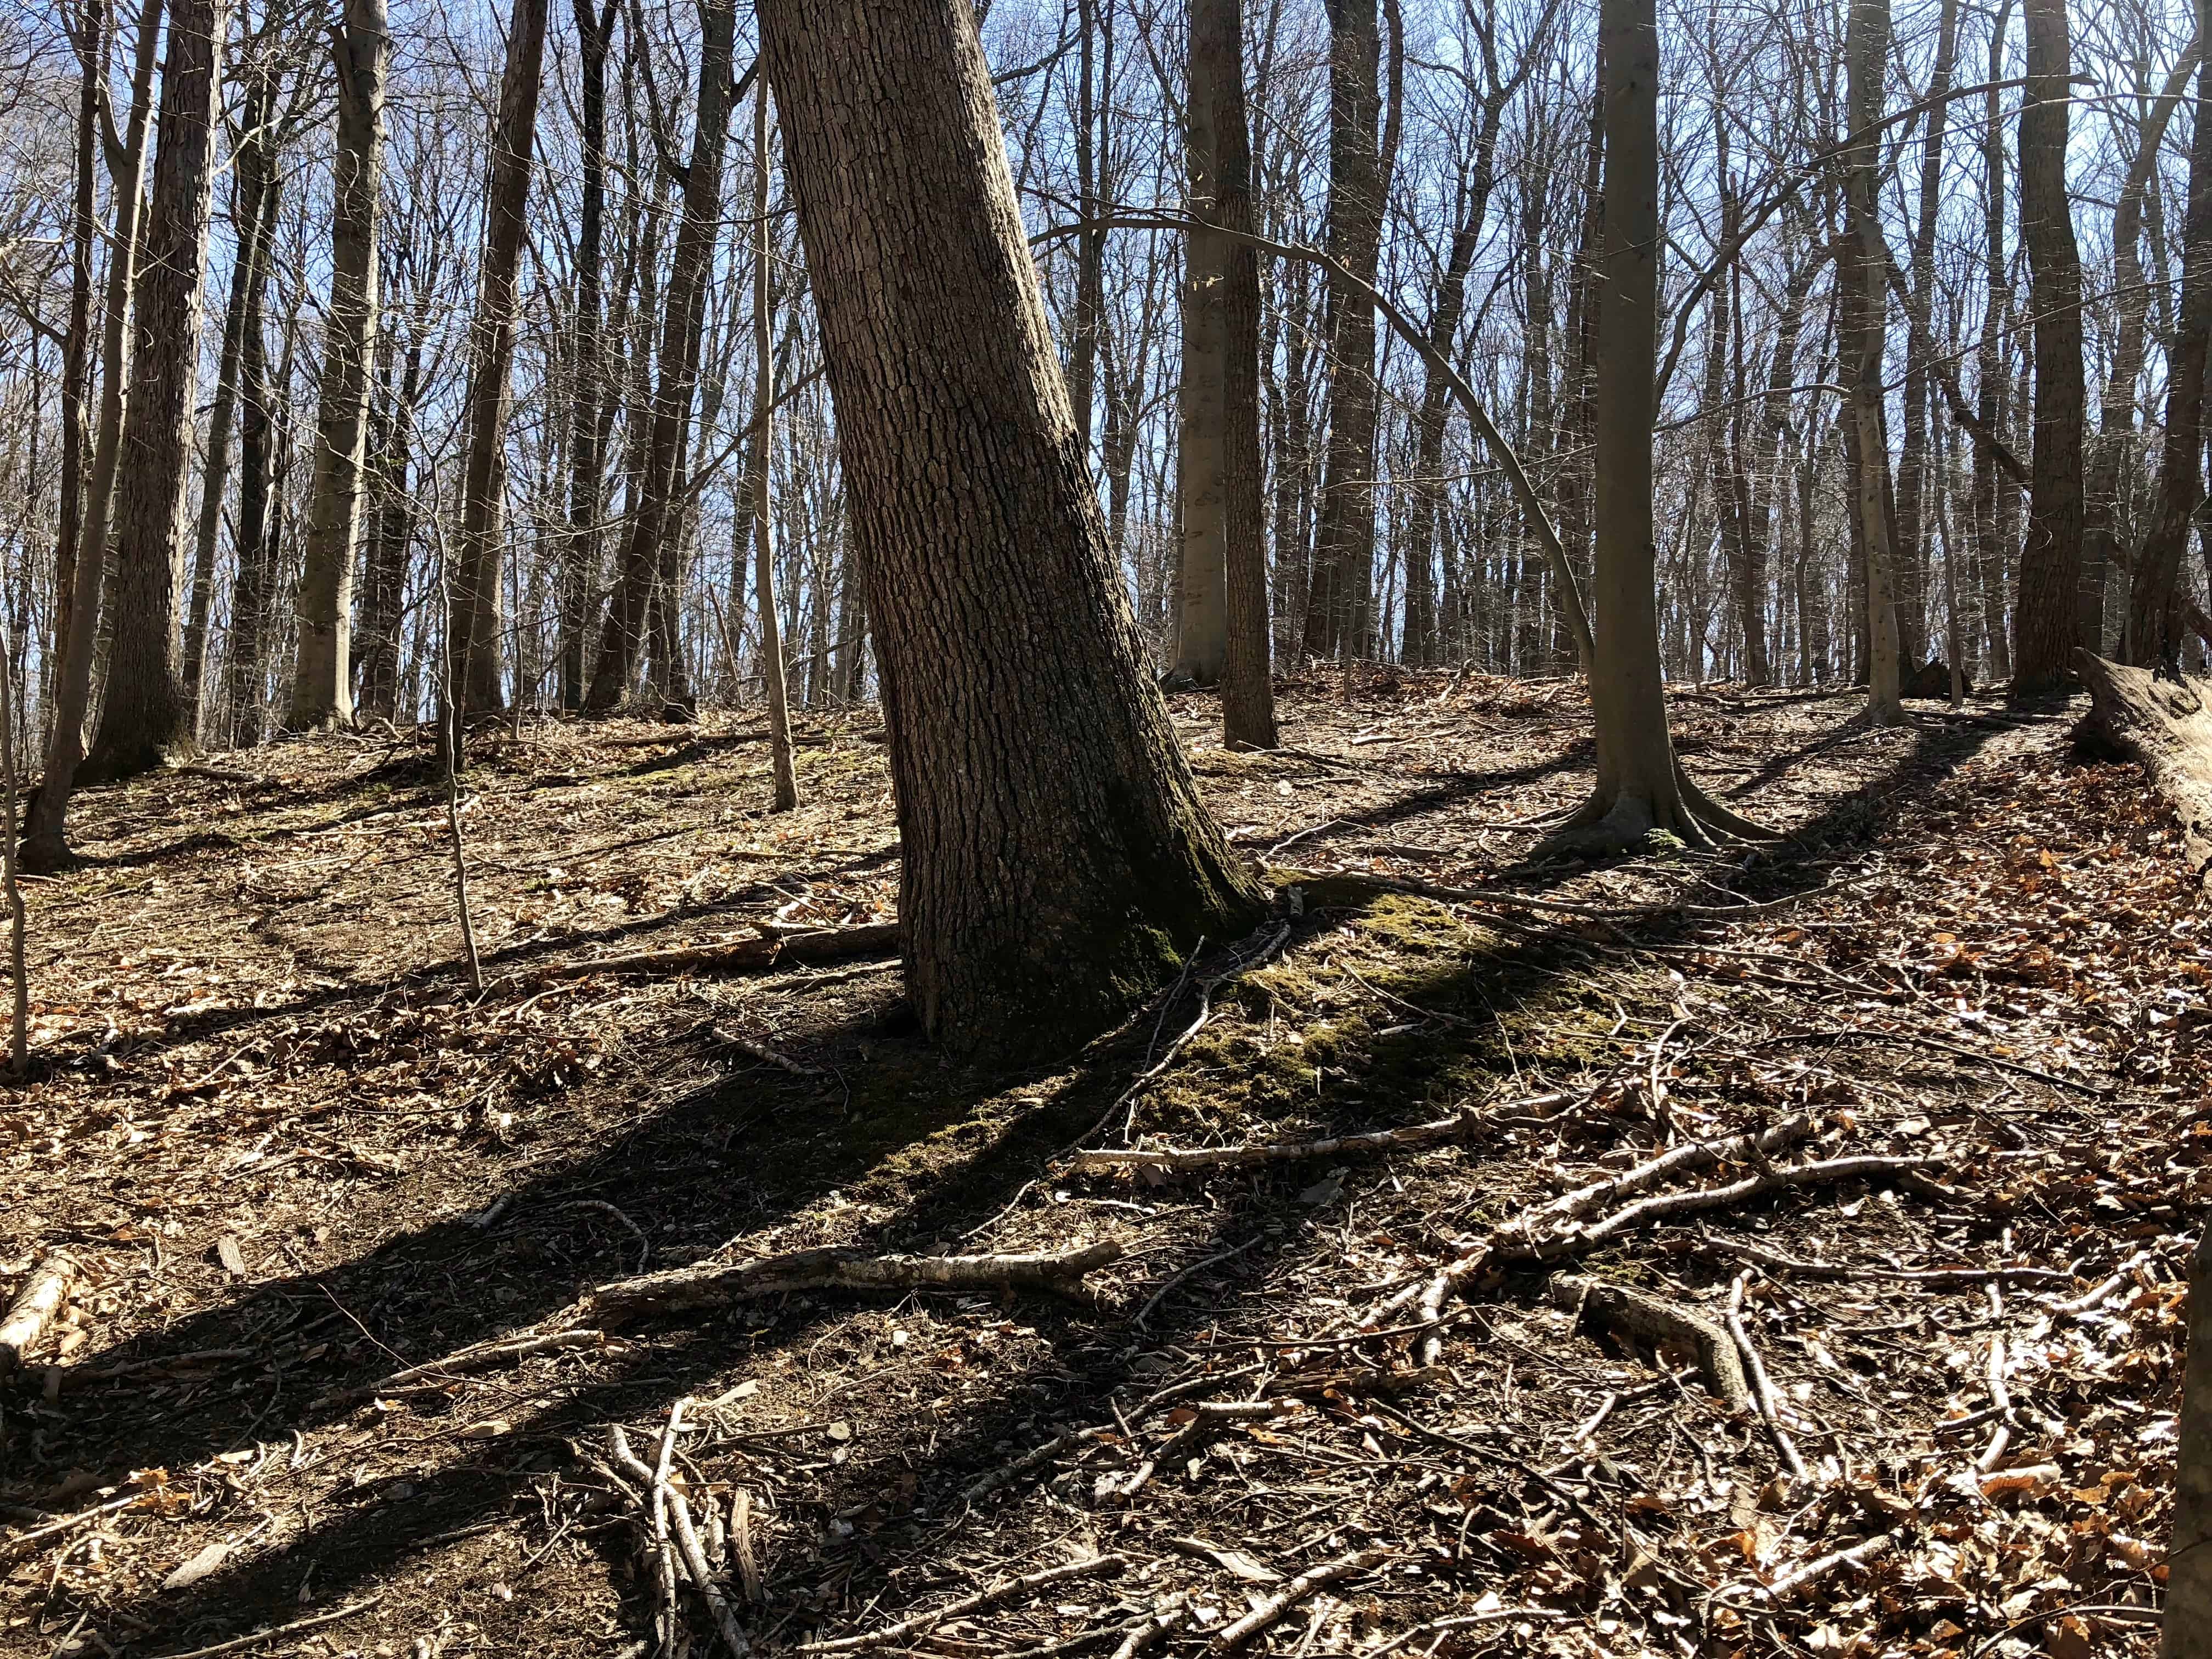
(1535, 762), (1779, 859)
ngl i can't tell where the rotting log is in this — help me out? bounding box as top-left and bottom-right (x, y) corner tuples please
(2077, 651), (2212, 887)
(1550, 1273), (1751, 1411)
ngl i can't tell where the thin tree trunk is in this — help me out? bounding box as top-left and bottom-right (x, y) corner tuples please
(585, 0), (736, 712)
(448, 0), (550, 723)
(1304, 0), (1384, 660)
(1189, 0), (1276, 747)
(181, 67), (278, 737)
(1846, 0), (1904, 725)
(21, 2), (158, 868)
(751, 75), (797, 809)
(2128, 15), (2212, 668)
(758, 0), (1261, 1053)
(52, 0), (101, 708)
(82, 0), (230, 782)
(1549, 0), (1757, 851)
(2011, 0), (2087, 694)
(562, 0), (619, 710)
(289, 0), (389, 727)
(1891, 0), (1960, 673)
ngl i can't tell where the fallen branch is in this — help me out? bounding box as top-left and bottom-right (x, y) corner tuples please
(313, 1328), (614, 1410)
(1361, 1609), (1571, 1657)
(1702, 1235), (2076, 1290)
(147, 1597), (383, 1659)
(1073, 1093), (1575, 1173)
(1551, 1275), (1749, 1411)
(799, 1554), (1127, 1654)
(1210, 1546), (1390, 1651)
(1537, 1155), (1944, 1260)
(583, 1240), (1122, 1323)
(0, 1252), (80, 1370)
(0, 1492), (143, 1563)
(1763, 1532), (1898, 1600)
(1518, 1118), (1815, 1240)
(1726, 1273), (1808, 1479)
(549, 922), (899, 980)
(2077, 652), (2212, 885)
(616, 1405), (749, 1655)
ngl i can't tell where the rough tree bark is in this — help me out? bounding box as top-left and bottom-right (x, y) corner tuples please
(757, 0), (1262, 1052)
(2011, 0), (2087, 695)
(81, 0), (230, 783)
(585, 0), (736, 714)
(448, 0), (550, 723)
(289, 0), (390, 727)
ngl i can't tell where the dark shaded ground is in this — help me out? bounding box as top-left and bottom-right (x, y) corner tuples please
(2, 670), (2202, 1659)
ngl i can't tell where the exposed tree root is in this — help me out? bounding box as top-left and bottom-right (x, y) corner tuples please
(581, 1240), (1121, 1323)
(545, 921), (900, 979)
(797, 1554), (1128, 1654)
(1550, 1273), (1750, 1410)
(1536, 763), (1780, 858)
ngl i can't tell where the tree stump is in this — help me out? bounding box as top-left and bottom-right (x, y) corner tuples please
(2076, 651), (2212, 887)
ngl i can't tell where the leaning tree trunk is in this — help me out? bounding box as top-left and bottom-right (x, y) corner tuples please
(1195, 0), (1277, 751)
(2011, 0), (2087, 696)
(448, 0), (550, 723)
(1846, 0), (1904, 726)
(23, 0), (162, 868)
(757, 0), (1262, 1054)
(749, 74), (797, 810)
(289, 0), (390, 729)
(1545, 0), (1762, 853)
(584, 0), (735, 713)
(2128, 16), (2212, 670)
(2098, 36), (2201, 662)
(82, 0), (230, 783)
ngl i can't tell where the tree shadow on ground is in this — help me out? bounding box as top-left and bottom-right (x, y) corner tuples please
(8, 711), (2025, 1654)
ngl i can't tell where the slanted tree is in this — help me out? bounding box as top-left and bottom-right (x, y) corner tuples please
(81, 0), (230, 782)
(2128, 2), (2212, 669)
(24, 0), (163, 867)
(290, 0), (391, 727)
(748, 73), (797, 810)
(757, 0), (1262, 1051)
(2010, 0), (2086, 695)
(1543, 0), (1764, 852)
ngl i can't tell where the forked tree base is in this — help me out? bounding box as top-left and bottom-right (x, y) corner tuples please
(1536, 760), (1776, 858)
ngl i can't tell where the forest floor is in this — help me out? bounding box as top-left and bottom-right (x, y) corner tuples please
(1, 669), (2204, 1659)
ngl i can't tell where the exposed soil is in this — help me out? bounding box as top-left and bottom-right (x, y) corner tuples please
(2, 671), (2204, 1659)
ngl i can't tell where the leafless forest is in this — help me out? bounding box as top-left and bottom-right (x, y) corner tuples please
(3, 0), (2212, 1655)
